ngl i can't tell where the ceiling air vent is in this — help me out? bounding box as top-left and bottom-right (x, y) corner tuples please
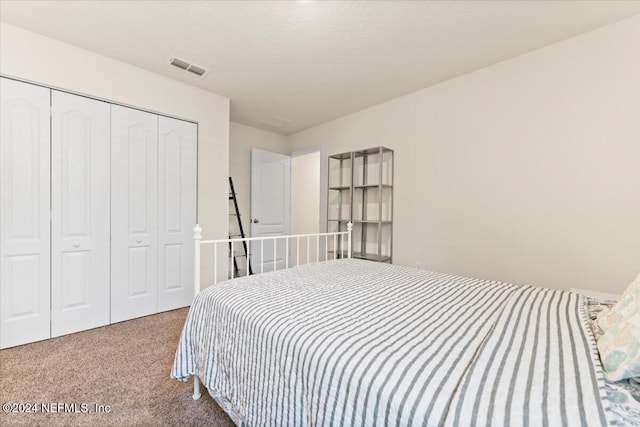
(261, 116), (292, 129)
(187, 64), (207, 77)
(169, 56), (208, 77)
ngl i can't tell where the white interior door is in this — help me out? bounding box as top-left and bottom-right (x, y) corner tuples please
(111, 105), (158, 323)
(157, 116), (197, 311)
(0, 78), (51, 348)
(250, 149), (291, 273)
(51, 91), (110, 337)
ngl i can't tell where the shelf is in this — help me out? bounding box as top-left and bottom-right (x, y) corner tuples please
(329, 219), (391, 224)
(352, 252), (391, 262)
(329, 152), (353, 160)
(326, 250), (391, 263)
(354, 146), (393, 156)
(327, 146), (393, 264)
(353, 184), (392, 189)
(330, 185), (392, 190)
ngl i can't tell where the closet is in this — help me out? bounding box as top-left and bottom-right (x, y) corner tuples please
(51, 90), (111, 337)
(110, 106), (197, 322)
(0, 78), (51, 348)
(0, 77), (197, 349)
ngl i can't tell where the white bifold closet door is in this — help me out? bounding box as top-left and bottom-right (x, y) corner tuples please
(157, 116), (197, 312)
(111, 108), (197, 322)
(50, 91), (110, 337)
(0, 79), (51, 348)
(110, 105), (159, 323)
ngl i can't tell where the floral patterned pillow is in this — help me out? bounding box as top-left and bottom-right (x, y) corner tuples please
(597, 273), (640, 331)
(597, 310), (640, 381)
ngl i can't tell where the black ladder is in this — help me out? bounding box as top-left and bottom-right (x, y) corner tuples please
(229, 177), (253, 276)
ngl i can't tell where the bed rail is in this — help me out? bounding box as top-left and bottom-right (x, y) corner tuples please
(193, 222), (352, 296)
(191, 222), (352, 400)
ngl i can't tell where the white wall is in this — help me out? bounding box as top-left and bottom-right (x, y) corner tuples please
(288, 16), (640, 295)
(291, 150), (321, 264)
(0, 22), (230, 286)
(291, 151), (321, 235)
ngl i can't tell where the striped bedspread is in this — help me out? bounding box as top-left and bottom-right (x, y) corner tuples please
(172, 259), (614, 426)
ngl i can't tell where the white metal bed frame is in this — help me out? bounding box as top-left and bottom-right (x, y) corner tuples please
(191, 222), (353, 400)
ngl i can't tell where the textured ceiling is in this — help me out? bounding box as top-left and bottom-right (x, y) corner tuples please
(1, 1), (638, 135)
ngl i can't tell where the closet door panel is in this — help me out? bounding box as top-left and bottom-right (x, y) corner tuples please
(51, 91), (110, 337)
(157, 117), (197, 311)
(111, 105), (158, 323)
(0, 78), (51, 349)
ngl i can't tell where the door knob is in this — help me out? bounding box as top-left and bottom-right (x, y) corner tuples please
(253, 219), (259, 224)
(73, 242), (80, 248)
(136, 239), (142, 243)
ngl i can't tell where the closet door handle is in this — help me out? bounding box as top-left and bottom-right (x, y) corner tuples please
(73, 242), (80, 248)
(136, 239), (142, 244)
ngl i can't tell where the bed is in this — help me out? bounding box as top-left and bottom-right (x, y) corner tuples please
(172, 236), (629, 427)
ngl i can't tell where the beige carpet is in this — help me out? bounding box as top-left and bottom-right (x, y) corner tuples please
(0, 308), (234, 427)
